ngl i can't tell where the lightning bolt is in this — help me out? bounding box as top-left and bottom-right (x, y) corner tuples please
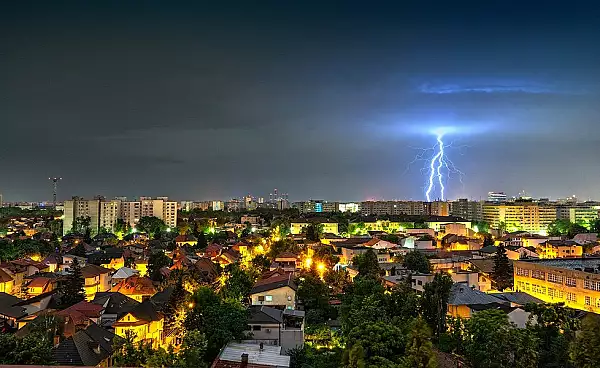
(405, 129), (466, 201)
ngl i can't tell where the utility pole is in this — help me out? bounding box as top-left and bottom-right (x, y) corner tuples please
(49, 177), (62, 209)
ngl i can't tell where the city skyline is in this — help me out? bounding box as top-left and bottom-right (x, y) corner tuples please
(2, 2), (600, 201)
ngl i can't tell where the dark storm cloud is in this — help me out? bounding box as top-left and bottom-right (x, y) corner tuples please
(2, 1), (600, 201)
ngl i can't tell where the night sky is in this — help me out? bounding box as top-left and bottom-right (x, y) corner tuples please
(2, 2), (600, 202)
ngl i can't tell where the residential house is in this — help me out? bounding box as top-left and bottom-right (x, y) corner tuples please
(270, 252), (300, 273)
(25, 276), (56, 297)
(211, 342), (291, 368)
(363, 238), (397, 249)
(536, 240), (583, 259)
(53, 323), (119, 366)
(193, 258), (219, 283)
(81, 264), (111, 301)
(411, 272), (481, 293)
(447, 283), (508, 318)
(250, 273), (297, 310)
(175, 234), (197, 247)
(111, 275), (157, 302)
(0, 268), (14, 294)
(0, 292), (26, 329)
(113, 299), (165, 349)
(92, 292), (140, 328)
(246, 305), (305, 352)
(111, 267), (140, 282)
(42, 254), (62, 273)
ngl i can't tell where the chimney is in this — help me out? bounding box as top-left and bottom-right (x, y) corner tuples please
(240, 353), (249, 368)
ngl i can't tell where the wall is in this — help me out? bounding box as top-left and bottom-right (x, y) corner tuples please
(250, 286), (296, 310)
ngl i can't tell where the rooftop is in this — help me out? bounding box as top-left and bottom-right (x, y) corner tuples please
(214, 342), (290, 367)
(518, 258), (600, 272)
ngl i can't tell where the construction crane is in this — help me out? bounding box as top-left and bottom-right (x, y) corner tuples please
(48, 177), (62, 208)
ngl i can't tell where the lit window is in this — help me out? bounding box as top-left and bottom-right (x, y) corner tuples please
(265, 295), (273, 302)
(566, 278), (577, 287)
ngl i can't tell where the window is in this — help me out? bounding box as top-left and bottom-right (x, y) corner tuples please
(265, 295), (273, 302)
(584, 280), (600, 291)
(566, 278), (577, 287)
(258, 296), (265, 302)
(516, 268), (530, 277)
(532, 270), (546, 280)
(418, 280), (423, 285)
(548, 288), (555, 298)
(252, 325), (262, 331)
(585, 296), (592, 306)
(567, 292), (577, 302)
(547, 273), (564, 284)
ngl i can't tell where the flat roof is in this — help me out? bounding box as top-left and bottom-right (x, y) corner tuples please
(518, 258), (600, 271)
(218, 342), (290, 367)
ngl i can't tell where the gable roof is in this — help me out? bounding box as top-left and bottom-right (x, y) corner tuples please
(0, 268), (13, 283)
(248, 305), (284, 324)
(81, 264), (110, 278)
(111, 275), (156, 296)
(250, 273), (297, 294)
(493, 292), (544, 306)
(53, 323), (118, 366)
(0, 292), (26, 319)
(92, 292), (139, 315)
(126, 299), (163, 322)
(112, 267), (139, 280)
(448, 283), (507, 306)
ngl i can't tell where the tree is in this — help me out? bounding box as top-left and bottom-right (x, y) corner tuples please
(177, 330), (209, 368)
(324, 269), (350, 294)
(296, 271), (330, 324)
(385, 282), (419, 324)
(403, 251), (431, 274)
(177, 221), (191, 235)
(570, 314), (600, 368)
(352, 249), (380, 279)
(220, 263), (254, 302)
(464, 309), (538, 368)
(197, 231), (208, 249)
(421, 273), (453, 338)
(402, 318), (437, 368)
(346, 321), (405, 364)
(0, 332), (54, 365)
(148, 251), (172, 282)
(344, 343), (366, 368)
(137, 216), (167, 238)
(525, 302), (580, 368)
(60, 257), (85, 307)
(251, 254), (271, 274)
(472, 221), (490, 234)
(492, 244), (513, 291)
(184, 287), (249, 360)
(114, 219), (130, 239)
(71, 216), (91, 235)
(306, 223), (324, 241)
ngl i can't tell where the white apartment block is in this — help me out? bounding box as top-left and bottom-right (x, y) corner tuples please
(120, 197), (178, 228)
(63, 197), (121, 236)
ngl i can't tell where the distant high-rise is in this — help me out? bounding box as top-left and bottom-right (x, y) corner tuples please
(121, 197), (177, 228)
(63, 196), (121, 236)
(450, 199), (483, 221)
(487, 192), (507, 203)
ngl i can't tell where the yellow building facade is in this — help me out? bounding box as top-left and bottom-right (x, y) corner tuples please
(514, 259), (600, 313)
(114, 310), (164, 349)
(290, 222), (339, 235)
(483, 202), (556, 233)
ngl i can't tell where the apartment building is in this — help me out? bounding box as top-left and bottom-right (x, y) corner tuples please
(450, 199), (484, 222)
(483, 201), (556, 233)
(63, 197), (121, 235)
(514, 258), (600, 313)
(555, 203), (600, 225)
(359, 201), (425, 216)
(120, 197), (177, 228)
